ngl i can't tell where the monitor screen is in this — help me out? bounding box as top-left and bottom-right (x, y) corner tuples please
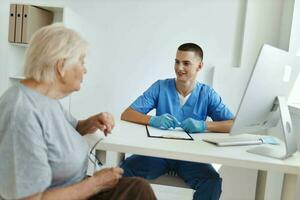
(230, 44), (300, 135)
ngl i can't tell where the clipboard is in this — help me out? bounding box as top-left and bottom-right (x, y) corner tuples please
(146, 125), (193, 140)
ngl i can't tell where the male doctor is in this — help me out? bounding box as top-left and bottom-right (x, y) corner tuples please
(121, 43), (234, 200)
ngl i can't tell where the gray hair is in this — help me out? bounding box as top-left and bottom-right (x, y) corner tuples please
(24, 23), (88, 83)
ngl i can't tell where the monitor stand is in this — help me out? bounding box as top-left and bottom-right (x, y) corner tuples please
(247, 96), (297, 159)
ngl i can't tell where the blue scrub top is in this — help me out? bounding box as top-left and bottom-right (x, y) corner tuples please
(130, 78), (234, 122)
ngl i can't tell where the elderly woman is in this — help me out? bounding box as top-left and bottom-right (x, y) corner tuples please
(0, 24), (156, 200)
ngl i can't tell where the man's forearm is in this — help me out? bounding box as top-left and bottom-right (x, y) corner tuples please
(121, 107), (151, 125)
(206, 120), (234, 133)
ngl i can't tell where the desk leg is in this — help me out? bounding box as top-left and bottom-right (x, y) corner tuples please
(255, 170), (284, 200)
(296, 175), (300, 199)
(281, 174), (300, 200)
(106, 151), (125, 167)
(96, 150), (125, 168)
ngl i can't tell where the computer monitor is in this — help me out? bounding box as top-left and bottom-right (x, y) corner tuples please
(230, 44), (300, 159)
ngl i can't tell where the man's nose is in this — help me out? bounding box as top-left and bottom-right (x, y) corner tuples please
(177, 63), (184, 70)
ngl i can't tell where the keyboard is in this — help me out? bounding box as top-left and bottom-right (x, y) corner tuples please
(203, 137), (263, 146)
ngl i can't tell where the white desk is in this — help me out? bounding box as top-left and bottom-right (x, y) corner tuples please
(95, 120), (300, 200)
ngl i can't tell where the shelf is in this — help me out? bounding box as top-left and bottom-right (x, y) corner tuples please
(9, 75), (26, 80)
(8, 4), (64, 45)
(36, 5), (63, 23)
(17, 4), (64, 23)
(7, 3), (65, 85)
(10, 43), (29, 47)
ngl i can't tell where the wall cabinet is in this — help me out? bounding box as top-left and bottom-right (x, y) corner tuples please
(6, 3), (71, 111)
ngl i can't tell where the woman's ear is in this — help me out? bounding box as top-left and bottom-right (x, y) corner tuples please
(55, 59), (65, 79)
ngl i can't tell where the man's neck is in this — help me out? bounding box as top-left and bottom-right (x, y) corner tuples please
(175, 79), (196, 97)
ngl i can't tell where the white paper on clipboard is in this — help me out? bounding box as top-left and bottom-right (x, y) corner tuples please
(146, 126), (193, 140)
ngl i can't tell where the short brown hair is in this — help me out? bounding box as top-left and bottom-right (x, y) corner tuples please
(178, 43), (203, 61)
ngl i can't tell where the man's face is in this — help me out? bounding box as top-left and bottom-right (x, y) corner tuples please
(174, 50), (202, 84)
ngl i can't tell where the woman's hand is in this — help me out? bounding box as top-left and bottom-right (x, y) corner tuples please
(76, 112), (115, 136)
(91, 167), (124, 192)
(23, 167), (124, 200)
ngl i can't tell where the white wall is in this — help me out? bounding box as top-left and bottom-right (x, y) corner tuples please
(213, 0), (295, 114)
(289, 0), (300, 54)
(0, 1), (297, 199)
(240, 0), (285, 70)
(2, 0), (295, 117)
(61, 0), (247, 118)
(0, 3), (10, 95)
(1, 0), (248, 118)
(1, 0), (297, 119)
(289, 0), (300, 105)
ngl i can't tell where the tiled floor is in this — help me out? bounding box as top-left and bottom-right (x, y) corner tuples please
(151, 184), (194, 200)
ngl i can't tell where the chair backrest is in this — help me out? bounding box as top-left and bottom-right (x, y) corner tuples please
(149, 171), (190, 188)
(150, 164), (221, 189)
(197, 65), (215, 86)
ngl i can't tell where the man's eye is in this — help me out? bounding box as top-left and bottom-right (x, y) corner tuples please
(183, 62), (190, 66)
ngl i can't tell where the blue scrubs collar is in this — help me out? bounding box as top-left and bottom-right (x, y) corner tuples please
(173, 79), (200, 108)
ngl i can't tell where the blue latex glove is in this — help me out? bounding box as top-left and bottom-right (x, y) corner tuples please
(181, 118), (206, 133)
(149, 114), (180, 129)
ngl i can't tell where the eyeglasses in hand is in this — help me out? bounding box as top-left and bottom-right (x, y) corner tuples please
(88, 138), (103, 167)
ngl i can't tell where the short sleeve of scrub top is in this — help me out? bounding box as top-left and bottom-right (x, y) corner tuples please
(130, 80), (160, 114)
(207, 88), (234, 121)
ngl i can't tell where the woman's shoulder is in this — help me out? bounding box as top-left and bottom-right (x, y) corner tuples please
(0, 84), (43, 119)
(0, 84), (24, 107)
